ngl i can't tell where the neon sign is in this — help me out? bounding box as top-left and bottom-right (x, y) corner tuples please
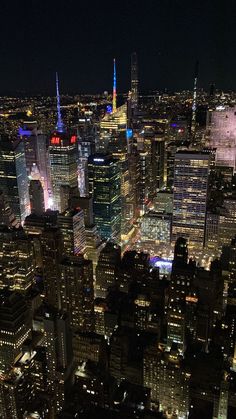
(51, 137), (61, 145)
(70, 135), (77, 144)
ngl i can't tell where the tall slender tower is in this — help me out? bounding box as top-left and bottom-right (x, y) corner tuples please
(191, 60), (199, 138)
(56, 72), (64, 133)
(131, 52), (138, 113)
(112, 58), (117, 113)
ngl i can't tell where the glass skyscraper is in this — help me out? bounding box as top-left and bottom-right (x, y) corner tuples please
(0, 135), (30, 223)
(172, 151), (212, 248)
(88, 154), (121, 242)
(49, 132), (78, 212)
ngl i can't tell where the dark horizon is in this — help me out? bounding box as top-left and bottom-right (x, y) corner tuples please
(0, 0), (235, 95)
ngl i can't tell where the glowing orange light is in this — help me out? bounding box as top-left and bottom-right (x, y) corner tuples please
(51, 137), (61, 145)
(70, 135), (77, 144)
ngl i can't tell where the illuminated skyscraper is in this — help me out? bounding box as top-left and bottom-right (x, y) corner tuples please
(95, 241), (121, 298)
(88, 154), (121, 242)
(41, 227), (63, 308)
(207, 105), (236, 171)
(49, 132), (78, 211)
(0, 226), (35, 292)
(143, 343), (190, 416)
(191, 60), (199, 138)
(130, 52), (138, 115)
(43, 308), (74, 415)
(0, 135), (30, 223)
(59, 255), (94, 331)
(49, 74), (78, 211)
(172, 151), (212, 248)
(18, 121), (49, 207)
(0, 289), (31, 373)
(58, 208), (86, 256)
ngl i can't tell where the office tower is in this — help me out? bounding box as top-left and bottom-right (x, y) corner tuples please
(0, 367), (33, 419)
(0, 190), (20, 228)
(108, 139), (135, 239)
(49, 131), (78, 212)
(88, 154), (121, 241)
(94, 299), (107, 335)
(167, 238), (195, 353)
(205, 211), (220, 249)
(58, 208), (86, 257)
(0, 226), (35, 292)
(130, 52), (138, 115)
(138, 151), (150, 214)
(219, 196), (236, 245)
(154, 191), (173, 213)
(29, 179), (45, 215)
(18, 121), (49, 207)
(0, 290), (31, 373)
(0, 134), (30, 223)
(173, 236), (188, 265)
(206, 105), (236, 171)
(112, 58), (117, 113)
(191, 60), (199, 137)
(172, 151), (212, 248)
(49, 74), (78, 211)
(43, 308), (74, 415)
(140, 211), (171, 248)
(167, 305), (186, 354)
(59, 256), (94, 331)
(150, 137), (165, 194)
(77, 118), (97, 196)
(71, 196), (94, 226)
(41, 227), (63, 307)
(95, 242), (121, 298)
(99, 104), (127, 152)
(143, 344), (190, 416)
(73, 331), (106, 365)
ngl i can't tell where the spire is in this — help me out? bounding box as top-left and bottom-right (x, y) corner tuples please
(112, 58), (117, 113)
(191, 60), (199, 138)
(56, 72), (64, 132)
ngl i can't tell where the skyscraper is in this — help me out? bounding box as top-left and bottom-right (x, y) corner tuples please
(207, 105), (236, 171)
(29, 179), (45, 215)
(0, 135), (30, 223)
(130, 52), (138, 115)
(191, 60), (199, 138)
(0, 226), (35, 292)
(49, 74), (78, 211)
(58, 208), (86, 257)
(95, 241), (121, 298)
(59, 255), (94, 331)
(18, 120), (49, 207)
(0, 289), (31, 373)
(172, 151), (212, 248)
(88, 154), (121, 242)
(43, 308), (74, 415)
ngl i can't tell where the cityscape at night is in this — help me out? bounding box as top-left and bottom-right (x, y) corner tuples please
(0, 1), (236, 418)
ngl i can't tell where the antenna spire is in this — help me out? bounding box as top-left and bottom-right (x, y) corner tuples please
(56, 72), (64, 132)
(112, 59), (117, 113)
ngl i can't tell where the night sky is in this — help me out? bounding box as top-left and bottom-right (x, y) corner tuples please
(0, 0), (236, 95)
